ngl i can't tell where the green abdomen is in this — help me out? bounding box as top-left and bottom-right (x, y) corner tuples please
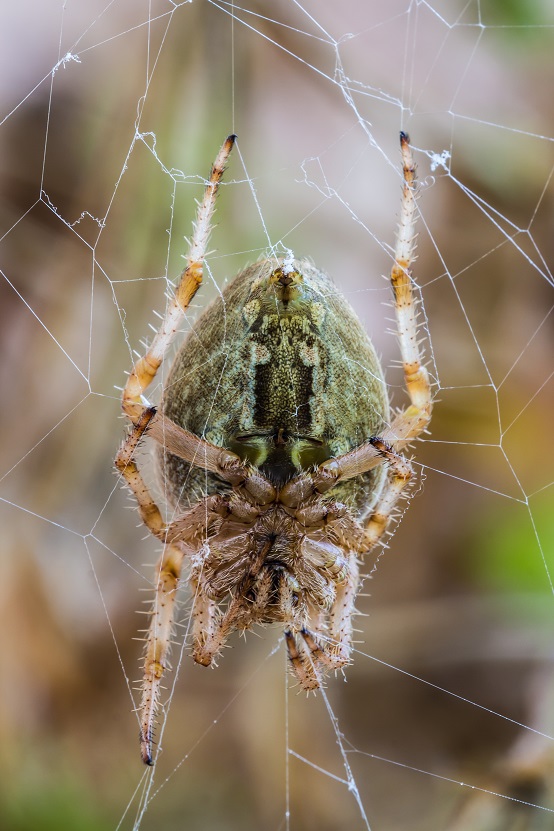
(160, 258), (389, 514)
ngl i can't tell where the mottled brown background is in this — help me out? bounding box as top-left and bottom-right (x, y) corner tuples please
(1, 1), (553, 829)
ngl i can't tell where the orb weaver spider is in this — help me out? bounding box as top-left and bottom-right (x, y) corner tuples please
(116, 133), (432, 764)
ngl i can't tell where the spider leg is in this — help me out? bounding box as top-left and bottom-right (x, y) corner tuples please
(115, 409), (220, 764)
(385, 131), (432, 440)
(325, 548), (360, 666)
(373, 157), (432, 446)
(285, 630), (320, 691)
(115, 407), (167, 540)
(362, 438), (413, 550)
(116, 406), (239, 541)
(188, 535), (273, 667)
(147, 411), (276, 503)
(140, 542), (185, 766)
(281, 134), (431, 502)
(188, 567), (249, 668)
(192, 591), (261, 667)
(122, 135), (236, 423)
(298, 547), (360, 675)
(287, 447), (413, 692)
(139, 491), (233, 766)
(299, 628), (327, 663)
(188, 567), (224, 667)
(139, 491), (237, 766)
(282, 544), (360, 689)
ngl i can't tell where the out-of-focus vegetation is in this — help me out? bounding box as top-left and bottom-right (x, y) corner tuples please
(1, 2), (553, 829)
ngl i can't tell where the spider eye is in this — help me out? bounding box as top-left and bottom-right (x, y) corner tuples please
(267, 266), (303, 305)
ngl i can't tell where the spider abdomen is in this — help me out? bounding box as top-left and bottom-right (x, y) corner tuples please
(161, 257), (389, 513)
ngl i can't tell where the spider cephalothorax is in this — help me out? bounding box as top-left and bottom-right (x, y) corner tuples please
(116, 134), (432, 764)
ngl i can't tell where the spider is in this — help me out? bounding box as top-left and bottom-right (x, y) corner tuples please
(116, 133), (432, 765)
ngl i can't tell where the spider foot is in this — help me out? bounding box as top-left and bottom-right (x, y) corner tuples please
(139, 661), (164, 765)
(285, 630), (322, 691)
(192, 640), (219, 667)
(140, 725), (156, 767)
(191, 590), (245, 668)
(301, 628), (351, 671)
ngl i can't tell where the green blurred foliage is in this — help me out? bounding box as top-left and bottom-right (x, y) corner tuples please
(471, 490), (554, 596)
(484, 0), (552, 30)
(2, 769), (111, 831)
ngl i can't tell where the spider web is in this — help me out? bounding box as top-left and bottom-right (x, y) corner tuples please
(1, 1), (553, 829)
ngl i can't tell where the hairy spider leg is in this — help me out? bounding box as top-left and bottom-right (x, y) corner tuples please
(280, 133), (431, 554)
(122, 135), (236, 424)
(116, 137), (239, 765)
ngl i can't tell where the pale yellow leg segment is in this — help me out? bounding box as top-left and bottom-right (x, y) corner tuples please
(115, 407), (166, 539)
(115, 136), (237, 764)
(140, 543), (185, 766)
(288, 133), (432, 496)
(386, 133), (432, 443)
(122, 135), (236, 422)
(362, 437), (413, 550)
(325, 550), (360, 667)
(189, 581), (223, 667)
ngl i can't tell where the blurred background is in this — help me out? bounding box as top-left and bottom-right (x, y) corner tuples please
(1, 1), (553, 829)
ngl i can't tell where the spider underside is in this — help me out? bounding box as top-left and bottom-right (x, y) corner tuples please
(116, 134), (432, 765)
